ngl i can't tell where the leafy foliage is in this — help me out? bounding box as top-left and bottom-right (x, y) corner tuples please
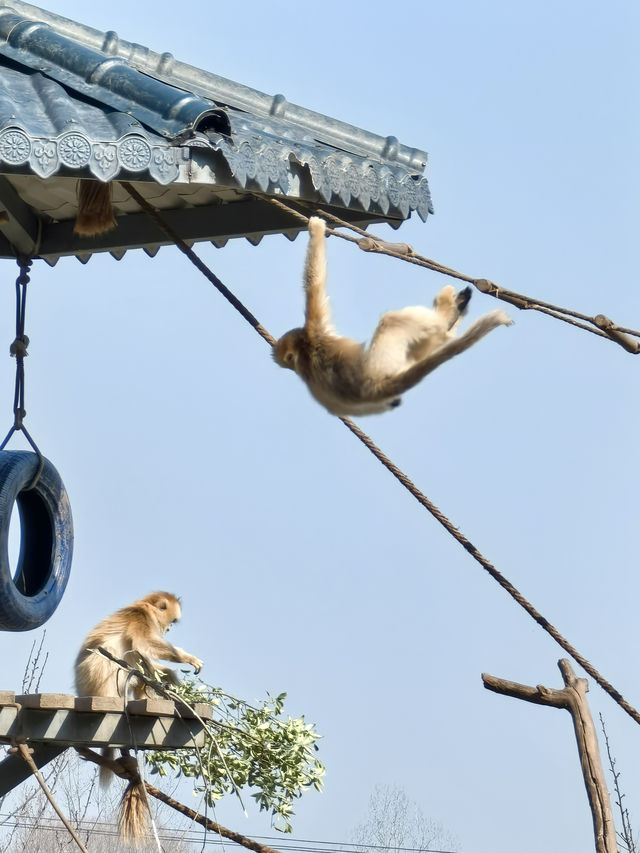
(145, 678), (325, 833)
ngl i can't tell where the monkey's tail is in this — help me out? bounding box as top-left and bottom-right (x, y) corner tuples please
(99, 747), (115, 787)
(119, 778), (150, 844)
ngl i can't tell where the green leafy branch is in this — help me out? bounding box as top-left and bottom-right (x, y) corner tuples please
(145, 678), (325, 833)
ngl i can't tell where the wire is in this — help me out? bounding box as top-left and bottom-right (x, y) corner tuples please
(119, 184), (640, 729)
(0, 813), (459, 853)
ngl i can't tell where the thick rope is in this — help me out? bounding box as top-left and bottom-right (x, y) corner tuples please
(119, 182), (275, 347)
(257, 194), (640, 353)
(122, 186), (640, 727)
(15, 742), (89, 853)
(339, 417), (640, 724)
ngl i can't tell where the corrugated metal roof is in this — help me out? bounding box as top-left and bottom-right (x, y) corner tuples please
(0, 0), (433, 262)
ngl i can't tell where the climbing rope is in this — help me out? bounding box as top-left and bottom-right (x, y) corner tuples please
(257, 194), (640, 353)
(340, 417), (640, 724)
(119, 183), (275, 347)
(0, 256), (44, 487)
(120, 183), (640, 728)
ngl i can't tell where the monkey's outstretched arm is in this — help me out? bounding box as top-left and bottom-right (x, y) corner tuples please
(369, 310), (512, 400)
(141, 637), (203, 673)
(303, 217), (333, 336)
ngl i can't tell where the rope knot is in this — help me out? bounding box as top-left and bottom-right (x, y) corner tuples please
(13, 407), (26, 428)
(10, 334), (29, 359)
(16, 259), (32, 287)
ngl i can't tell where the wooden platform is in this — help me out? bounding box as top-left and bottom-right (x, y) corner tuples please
(0, 692), (212, 749)
(0, 692), (213, 797)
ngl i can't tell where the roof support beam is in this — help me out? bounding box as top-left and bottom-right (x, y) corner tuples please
(28, 197), (392, 262)
(0, 176), (41, 257)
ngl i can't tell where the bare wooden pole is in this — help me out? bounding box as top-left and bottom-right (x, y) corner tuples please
(482, 659), (618, 853)
(15, 743), (89, 853)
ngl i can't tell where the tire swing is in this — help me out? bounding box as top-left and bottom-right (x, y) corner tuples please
(0, 259), (73, 631)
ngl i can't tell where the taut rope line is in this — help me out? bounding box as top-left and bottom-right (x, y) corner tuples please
(121, 182), (640, 727)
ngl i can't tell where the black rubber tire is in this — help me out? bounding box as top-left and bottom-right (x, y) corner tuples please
(0, 450), (73, 631)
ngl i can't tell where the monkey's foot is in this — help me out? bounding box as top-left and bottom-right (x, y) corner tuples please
(433, 284), (456, 312)
(455, 287), (472, 313)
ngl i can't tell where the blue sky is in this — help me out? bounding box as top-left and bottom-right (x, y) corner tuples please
(1, 1), (639, 851)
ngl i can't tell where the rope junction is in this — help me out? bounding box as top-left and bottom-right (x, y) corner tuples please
(120, 181), (640, 729)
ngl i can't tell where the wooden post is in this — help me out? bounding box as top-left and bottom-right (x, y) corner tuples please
(482, 659), (618, 853)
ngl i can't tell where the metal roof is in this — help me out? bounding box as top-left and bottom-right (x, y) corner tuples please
(0, 1), (433, 263)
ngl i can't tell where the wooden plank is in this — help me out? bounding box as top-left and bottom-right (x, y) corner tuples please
(16, 694), (76, 710)
(75, 696), (126, 713)
(0, 743), (67, 798)
(76, 696), (213, 720)
(174, 700), (213, 721)
(0, 691), (16, 705)
(0, 707), (206, 749)
(126, 698), (175, 717)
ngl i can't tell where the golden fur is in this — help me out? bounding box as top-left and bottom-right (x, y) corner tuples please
(273, 217), (512, 416)
(74, 591), (202, 700)
(74, 592), (203, 844)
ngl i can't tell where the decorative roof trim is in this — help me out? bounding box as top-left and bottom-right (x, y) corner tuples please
(0, 126), (183, 183)
(0, 122), (433, 221)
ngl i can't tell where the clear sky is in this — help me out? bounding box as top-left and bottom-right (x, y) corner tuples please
(1, 1), (639, 851)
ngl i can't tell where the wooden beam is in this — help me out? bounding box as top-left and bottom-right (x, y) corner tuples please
(0, 176), (41, 256)
(24, 196), (398, 262)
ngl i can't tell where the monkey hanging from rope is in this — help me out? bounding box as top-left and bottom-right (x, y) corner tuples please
(273, 217), (512, 416)
(74, 592), (203, 843)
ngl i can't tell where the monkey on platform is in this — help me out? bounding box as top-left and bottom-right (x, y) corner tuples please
(74, 591), (203, 842)
(74, 591), (202, 702)
(273, 217), (512, 416)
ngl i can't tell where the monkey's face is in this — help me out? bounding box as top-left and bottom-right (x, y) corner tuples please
(144, 592), (182, 633)
(273, 329), (303, 371)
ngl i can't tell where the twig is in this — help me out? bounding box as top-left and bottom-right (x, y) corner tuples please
(21, 631), (48, 694)
(599, 713), (637, 852)
(93, 647), (248, 814)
